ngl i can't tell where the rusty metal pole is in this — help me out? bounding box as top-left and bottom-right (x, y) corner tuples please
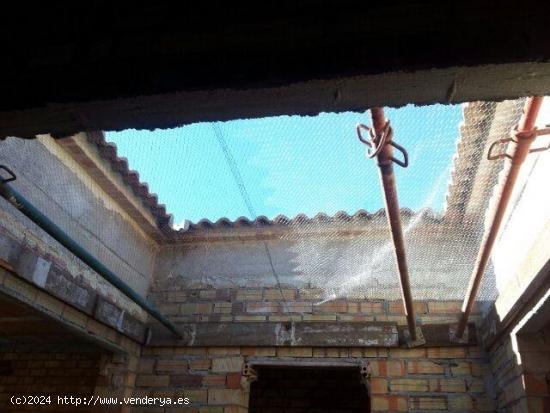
(455, 96), (545, 339)
(370, 107), (422, 345)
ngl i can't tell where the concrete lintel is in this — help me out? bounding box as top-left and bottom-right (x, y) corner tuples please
(149, 321), (477, 347)
(149, 321), (398, 347)
(3, 62), (550, 139)
(0, 231), (149, 343)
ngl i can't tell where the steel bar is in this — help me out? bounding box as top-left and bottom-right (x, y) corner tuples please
(370, 107), (419, 343)
(455, 96), (544, 339)
(0, 177), (182, 339)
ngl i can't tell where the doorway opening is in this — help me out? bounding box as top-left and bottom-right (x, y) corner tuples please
(249, 366), (370, 413)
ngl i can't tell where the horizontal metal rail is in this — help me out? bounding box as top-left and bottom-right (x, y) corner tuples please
(0, 171), (181, 339)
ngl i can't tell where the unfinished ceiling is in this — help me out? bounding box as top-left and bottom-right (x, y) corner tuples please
(2, 2), (550, 137)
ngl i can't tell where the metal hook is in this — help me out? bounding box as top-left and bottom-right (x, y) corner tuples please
(487, 138), (513, 161)
(389, 141), (409, 168)
(487, 127), (550, 161)
(356, 122), (408, 167)
(356, 121), (393, 159)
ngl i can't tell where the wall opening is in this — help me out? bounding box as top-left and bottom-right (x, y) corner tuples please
(249, 366), (370, 413)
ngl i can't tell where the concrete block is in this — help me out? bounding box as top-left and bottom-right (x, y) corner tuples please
(3, 274), (37, 302)
(62, 305), (89, 328)
(35, 291), (65, 316)
(45, 266), (95, 314)
(95, 298), (123, 329)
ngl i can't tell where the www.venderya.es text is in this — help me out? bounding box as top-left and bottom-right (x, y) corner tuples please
(11, 395), (190, 407)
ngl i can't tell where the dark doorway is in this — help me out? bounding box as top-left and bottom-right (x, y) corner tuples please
(249, 366), (370, 413)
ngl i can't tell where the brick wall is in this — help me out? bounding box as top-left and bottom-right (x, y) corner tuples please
(149, 286), (481, 325)
(490, 329), (550, 413)
(0, 347), (101, 412)
(134, 345), (495, 413)
(139, 285), (494, 412)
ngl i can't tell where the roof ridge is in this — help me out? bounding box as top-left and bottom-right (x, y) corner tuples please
(178, 207), (441, 233)
(87, 131), (173, 228)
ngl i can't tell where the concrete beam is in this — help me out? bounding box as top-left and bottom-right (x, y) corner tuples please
(3, 63), (550, 139)
(3, 2), (550, 138)
(148, 321), (478, 347)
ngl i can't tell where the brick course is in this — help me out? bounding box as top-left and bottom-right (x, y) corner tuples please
(134, 345), (494, 412)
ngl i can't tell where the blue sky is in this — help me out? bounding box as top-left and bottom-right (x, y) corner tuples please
(107, 104), (462, 225)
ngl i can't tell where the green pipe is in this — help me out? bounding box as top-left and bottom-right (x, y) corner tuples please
(0, 181), (181, 339)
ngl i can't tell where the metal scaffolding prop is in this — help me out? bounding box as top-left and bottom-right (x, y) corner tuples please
(357, 107), (425, 347)
(455, 96), (550, 340)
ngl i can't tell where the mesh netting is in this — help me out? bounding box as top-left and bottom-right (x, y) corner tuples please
(0, 99), (531, 307)
(106, 100), (525, 302)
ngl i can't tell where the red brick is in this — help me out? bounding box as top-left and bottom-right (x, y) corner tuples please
(156, 359), (188, 372)
(371, 395), (408, 412)
(246, 302), (280, 313)
(240, 348), (276, 356)
(448, 395), (473, 411)
(203, 375), (227, 387)
(170, 374), (203, 388)
(135, 374), (170, 387)
(189, 359), (212, 371)
(370, 378), (388, 394)
(360, 301), (385, 314)
(409, 396), (447, 410)
(313, 300), (348, 313)
(388, 300), (428, 315)
(369, 360), (405, 377)
(390, 378), (429, 392)
(208, 389), (247, 406)
(389, 348), (426, 358)
(429, 378), (467, 392)
(524, 373), (550, 396)
(283, 302), (313, 313)
(263, 289), (297, 300)
(407, 360), (444, 374)
(427, 347), (466, 359)
(428, 301), (462, 313)
(226, 373), (241, 389)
